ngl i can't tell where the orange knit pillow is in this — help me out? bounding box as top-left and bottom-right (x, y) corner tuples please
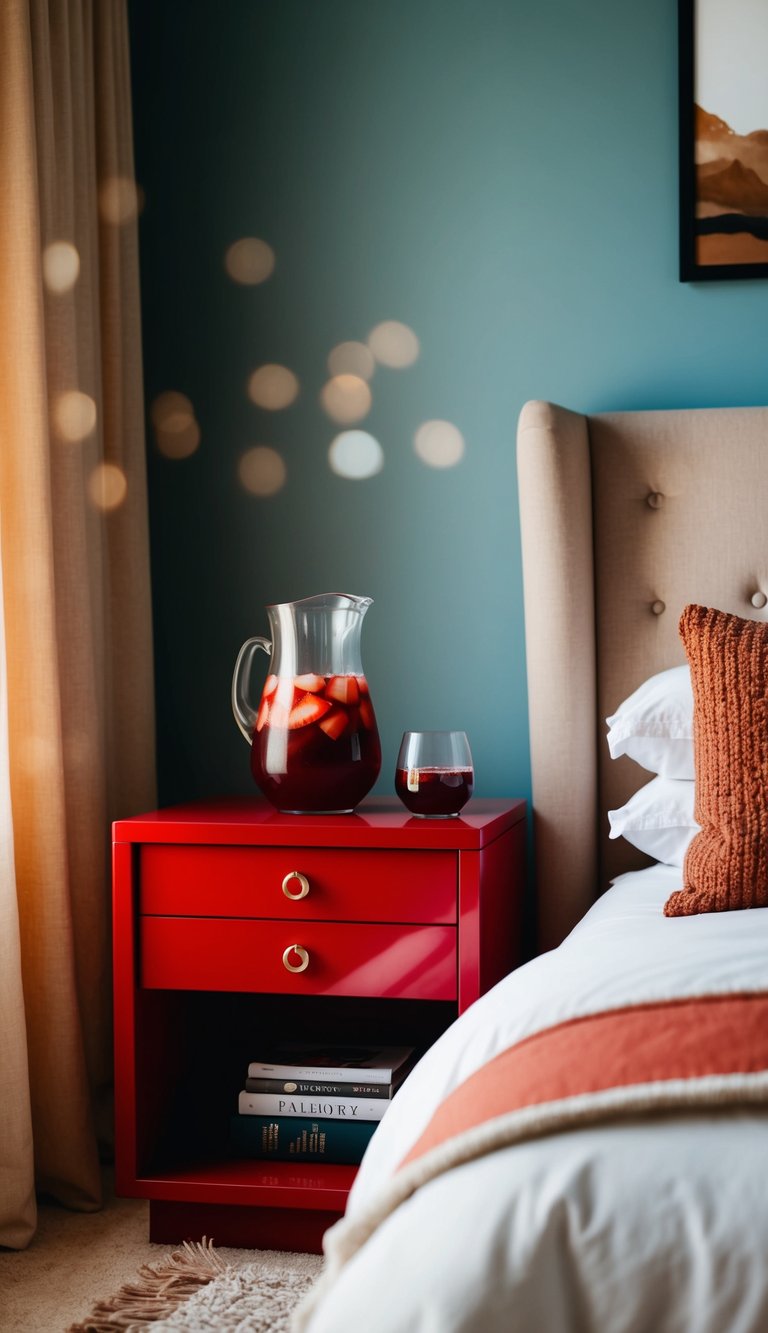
(664, 604), (768, 917)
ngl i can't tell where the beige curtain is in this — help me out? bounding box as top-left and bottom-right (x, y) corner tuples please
(0, 0), (156, 1248)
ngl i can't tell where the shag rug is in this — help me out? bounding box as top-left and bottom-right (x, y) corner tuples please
(68, 1239), (323, 1332)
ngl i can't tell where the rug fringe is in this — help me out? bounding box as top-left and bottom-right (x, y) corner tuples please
(68, 1237), (229, 1331)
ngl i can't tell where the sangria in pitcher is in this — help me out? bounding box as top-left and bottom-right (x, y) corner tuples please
(232, 594), (381, 813)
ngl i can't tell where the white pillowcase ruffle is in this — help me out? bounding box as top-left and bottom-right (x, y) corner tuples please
(606, 664), (694, 779)
(608, 775), (699, 866)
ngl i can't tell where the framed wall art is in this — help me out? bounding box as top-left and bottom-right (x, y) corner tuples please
(679, 0), (768, 280)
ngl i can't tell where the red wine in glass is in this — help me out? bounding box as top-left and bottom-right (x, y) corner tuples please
(395, 731), (474, 818)
(395, 766), (474, 816)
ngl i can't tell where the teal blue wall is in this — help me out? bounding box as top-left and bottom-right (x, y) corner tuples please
(129, 0), (768, 807)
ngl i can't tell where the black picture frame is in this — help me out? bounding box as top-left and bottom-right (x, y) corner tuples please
(679, 0), (768, 281)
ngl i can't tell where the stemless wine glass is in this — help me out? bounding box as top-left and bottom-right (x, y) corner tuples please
(395, 731), (474, 817)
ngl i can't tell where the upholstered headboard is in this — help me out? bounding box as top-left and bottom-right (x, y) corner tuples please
(517, 399), (768, 952)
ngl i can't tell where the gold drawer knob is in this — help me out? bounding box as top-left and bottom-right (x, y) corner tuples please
(282, 944), (309, 973)
(282, 870), (310, 901)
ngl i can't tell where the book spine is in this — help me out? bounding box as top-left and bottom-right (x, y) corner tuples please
(244, 1076), (392, 1098)
(248, 1061), (394, 1082)
(238, 1091), (388, 1121)
(229, 1114), (377, 1164)
(246, 1062), (394, 1083)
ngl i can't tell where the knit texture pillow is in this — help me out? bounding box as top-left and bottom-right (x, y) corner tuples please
(664, 604), (768, 917)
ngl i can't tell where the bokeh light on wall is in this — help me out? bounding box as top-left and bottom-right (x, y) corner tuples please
(320, 374), (372, 424)
(328, 341), (375, 382)
(238, 446), (287, 496)
(42, 241), (80, 294)
(225, 237), (275, 285)
(367, 321), (420, 369)
(247, 364), (300, 410)
(54, 390), (97, 442)
(150, 390), (201, 459)
(413, 419), (465, 468)
(328, 430), (384, 480)
(88, 462), (128, 512)
(98, 176), (143, 225)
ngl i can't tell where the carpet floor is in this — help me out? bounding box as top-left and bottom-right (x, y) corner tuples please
(0, 1176), (322, 1332)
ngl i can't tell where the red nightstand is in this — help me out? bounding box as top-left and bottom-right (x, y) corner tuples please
(113, 796), (526, 1251)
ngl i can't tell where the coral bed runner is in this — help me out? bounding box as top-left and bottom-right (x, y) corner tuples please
(299, 991), (768, 1326)
(400, 991), (768, 1165)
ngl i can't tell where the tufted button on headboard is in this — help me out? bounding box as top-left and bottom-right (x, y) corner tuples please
(517, 399), (768, 951)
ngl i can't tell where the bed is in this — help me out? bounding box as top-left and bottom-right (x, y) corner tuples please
(297, 400), (768, 1333)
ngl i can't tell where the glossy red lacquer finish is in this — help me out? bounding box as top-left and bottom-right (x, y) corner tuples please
(113, 795), (526, 1250)
(114, 796), (523, 849)
(149, 1201), (347, 1252)
(141, 918), (458, 1000)
(140, 844), (456, 923)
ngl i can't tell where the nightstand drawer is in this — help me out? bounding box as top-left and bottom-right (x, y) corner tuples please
(139, 845), (456, 924)
(140, 917), (457, 1000)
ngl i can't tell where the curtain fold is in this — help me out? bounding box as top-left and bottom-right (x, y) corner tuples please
(0, 0), (156, 1248)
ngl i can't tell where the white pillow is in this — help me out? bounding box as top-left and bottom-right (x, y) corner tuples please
(608, 775), (699, 866)
(606, 665), (694, 778)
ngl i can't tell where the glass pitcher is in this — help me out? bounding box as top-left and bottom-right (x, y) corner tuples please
(232, 593), (381, 813)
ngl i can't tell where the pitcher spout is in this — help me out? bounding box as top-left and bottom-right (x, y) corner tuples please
(267, 592), (373, 614)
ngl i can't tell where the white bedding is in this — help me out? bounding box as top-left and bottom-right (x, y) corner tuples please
(301, 866), (768, 1333)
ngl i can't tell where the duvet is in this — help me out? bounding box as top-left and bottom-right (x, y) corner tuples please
(297, 865), (768, 1333)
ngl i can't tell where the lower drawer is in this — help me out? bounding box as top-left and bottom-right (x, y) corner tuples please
(140, 917), (457, 1001)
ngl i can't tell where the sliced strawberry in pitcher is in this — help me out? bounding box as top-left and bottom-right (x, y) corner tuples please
(325, 675), (360, 706)
(294, 674), (326, 693)
(359, 697), (376, 730)
(289, 693), (333, 729)
(318, 706), (349, 740)
(269, 679), (296, 725)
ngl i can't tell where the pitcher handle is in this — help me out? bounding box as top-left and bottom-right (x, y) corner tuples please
(232, 637), (272, 744)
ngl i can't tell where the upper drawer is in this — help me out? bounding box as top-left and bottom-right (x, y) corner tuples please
(139, 845), (456, 924)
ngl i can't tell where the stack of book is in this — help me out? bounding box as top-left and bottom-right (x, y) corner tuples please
(230, 1044), (416, 1164)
